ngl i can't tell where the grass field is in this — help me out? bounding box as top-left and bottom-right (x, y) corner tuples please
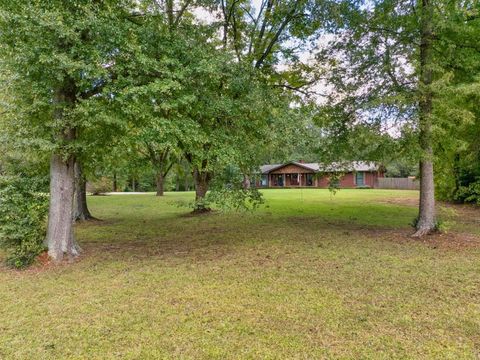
(1, 189), (479, 359)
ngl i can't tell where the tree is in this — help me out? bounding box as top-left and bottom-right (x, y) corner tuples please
(175, 0), (330, 209)
(0, 1), (135, 260)
(314, 0), (480, 236)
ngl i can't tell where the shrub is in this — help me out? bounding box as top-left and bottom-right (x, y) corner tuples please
(87, 177), (112, 195)
(454, 181), (480, 205)
(0, 176), (49, 268)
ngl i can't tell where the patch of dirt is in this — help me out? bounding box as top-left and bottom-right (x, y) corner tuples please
(362, 228), (480, 250)
(285, 215), (480, 251)
(36, 251), (51, 267)
(376, 197), (419, 207)
(76, 219), (116, 228)
(374, 198), (480, 227)
(181, 208), (216, 217)
(2, 251), (83, 275)
(75, 216), (102, 223)
(439, 203), (480, 226)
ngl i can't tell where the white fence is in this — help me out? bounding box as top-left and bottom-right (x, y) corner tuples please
(377, 177), (419, 190)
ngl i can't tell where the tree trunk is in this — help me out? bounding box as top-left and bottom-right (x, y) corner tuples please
(155, 171), (164, 196)
(413, 0), (436, 237)
(45, 153), (81, 261)
(193, 168), (210, 212)
(242, 174), (251, 190)
(74, 160), (95, 222)
(166, 0), (174, 30)
(175, 173), (180, 192)
(113, 172), (117, 192)
(453, 153), (461, 199)
(45, 82), (81, 262)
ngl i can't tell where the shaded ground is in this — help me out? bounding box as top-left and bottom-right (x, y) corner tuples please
(0, 189), (479, 359)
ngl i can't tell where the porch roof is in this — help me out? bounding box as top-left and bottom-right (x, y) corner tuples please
(260, 161), (379, 174)
(260, 162), (319, 174)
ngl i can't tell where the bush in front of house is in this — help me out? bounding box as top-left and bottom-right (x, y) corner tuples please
(356, 185), (372, 189)
(0, 176), (49, 268)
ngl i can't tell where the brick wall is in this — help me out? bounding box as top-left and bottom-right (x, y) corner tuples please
(317, 171), (381, 188)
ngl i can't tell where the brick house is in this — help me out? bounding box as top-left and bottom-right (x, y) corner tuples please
(257, 161), (384, 188)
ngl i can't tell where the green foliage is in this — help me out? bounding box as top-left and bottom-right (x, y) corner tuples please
(206, 165), (264, 211)
(206, 188), (264, 212)
(89, 177), (113, 195)
(174, 165), (265, 212)
(314, 0), (480, 200)
(326, 172), (342, 195)
(0, 176), (49, 268)
(455, 181), (480, 205)
(385, 158), (417, 178)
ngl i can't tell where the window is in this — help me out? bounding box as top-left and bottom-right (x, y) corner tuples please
(261, 175), (268, 186)
(356, 172), (365, 186)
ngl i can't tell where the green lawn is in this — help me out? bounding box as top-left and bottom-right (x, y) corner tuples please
(1, 189), (479, 359)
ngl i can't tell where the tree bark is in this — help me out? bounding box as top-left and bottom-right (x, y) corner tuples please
(155, 171), (164, 196)
(193, 167), (211, 212)
(166, 0), (174, 31)
(45, 153), (81, 261)
(45, 81), (81, 261)
(73, 160), (95, 222)
(175, 172), (180, 192)
(242, 174), (251, 190)
(113, 172), (117, 192)
(413, 0), (436, 237)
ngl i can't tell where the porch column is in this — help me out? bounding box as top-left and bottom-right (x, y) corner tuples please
(283, 173), (286, 187)
(298, 173), (301, 186)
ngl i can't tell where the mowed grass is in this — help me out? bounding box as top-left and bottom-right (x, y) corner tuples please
(1, 189), (479, 359)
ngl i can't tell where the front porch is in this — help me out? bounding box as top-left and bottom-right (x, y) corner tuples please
(268, 172), (315, 187)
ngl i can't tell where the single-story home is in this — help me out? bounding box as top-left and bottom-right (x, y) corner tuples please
(257, 161), (385, 188)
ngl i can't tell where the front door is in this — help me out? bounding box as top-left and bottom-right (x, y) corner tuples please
(356, 172), (365, 186)
(272, 174), (283, 186)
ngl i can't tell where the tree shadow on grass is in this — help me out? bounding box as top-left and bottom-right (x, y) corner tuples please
(74, 207), (480, 269)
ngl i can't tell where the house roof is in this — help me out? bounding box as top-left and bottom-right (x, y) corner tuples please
(260, 161), (379, 174)
(318, 161), (379, 172)
(260, 164), (283, 174)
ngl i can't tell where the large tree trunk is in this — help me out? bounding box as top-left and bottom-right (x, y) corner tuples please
(45, 153), (81, 261)
(155, 171), (164, 196)
(413, 0), (436, 237)
(45, 82), (81, 261)
(73, 160), (95, 222)
(193, 167), (211, 212)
